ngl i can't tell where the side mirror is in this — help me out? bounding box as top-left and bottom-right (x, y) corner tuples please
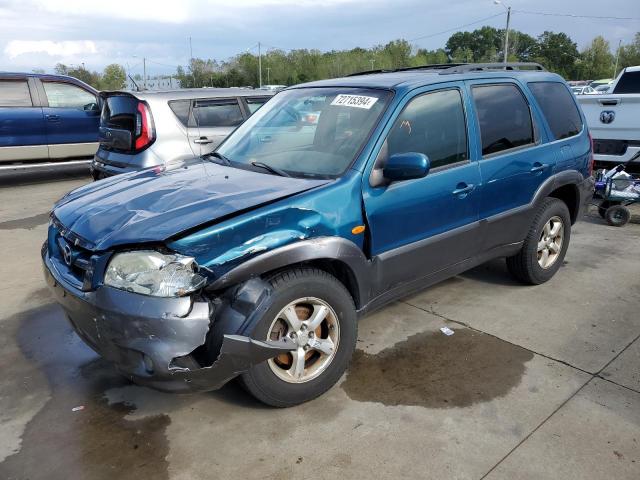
(383, 152), (430, 182)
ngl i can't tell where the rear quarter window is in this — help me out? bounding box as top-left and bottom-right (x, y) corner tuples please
(169, 100), (190, 126)
(0, 80), (33, 107)
(528, 82), (582, 140)
(613, 70), (640, 94)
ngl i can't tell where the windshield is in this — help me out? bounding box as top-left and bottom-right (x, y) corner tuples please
(216, 87), (391, 178)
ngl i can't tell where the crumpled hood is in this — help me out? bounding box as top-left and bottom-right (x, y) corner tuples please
(53, 159), (329, 251)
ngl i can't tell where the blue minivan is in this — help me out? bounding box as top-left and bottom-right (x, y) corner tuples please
(43, 63), (594, 406)
(0, 72), (100, 165)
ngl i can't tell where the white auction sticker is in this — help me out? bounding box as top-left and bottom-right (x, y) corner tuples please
(331, 94), (379, 109)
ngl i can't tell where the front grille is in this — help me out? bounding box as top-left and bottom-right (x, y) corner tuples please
(48, 216), (107, 291)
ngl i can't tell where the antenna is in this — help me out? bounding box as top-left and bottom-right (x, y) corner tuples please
(128, 74), (140, 92)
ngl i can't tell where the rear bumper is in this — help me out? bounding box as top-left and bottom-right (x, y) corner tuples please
(593, 145), (640, 164)
(91, 148), (162, 179)
(42, 244), (293, 392)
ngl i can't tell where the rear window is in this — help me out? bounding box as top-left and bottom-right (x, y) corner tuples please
(101, 95), (138, 131)
(613, 70), (640, 94)
(190, 99), (243, 128)
(528, 82), (582, 140)
(0, 80), (33, 107)
(472, 84), (534, 156)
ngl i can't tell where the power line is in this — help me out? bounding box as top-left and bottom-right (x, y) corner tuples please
(407, 12), (506, 42)
(513, 10), (640, 21)
(145, 59), (181, 69)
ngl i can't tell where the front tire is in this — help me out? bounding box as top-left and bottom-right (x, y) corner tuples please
(507, 198), (571, 285)
(239, 268), (357, 407)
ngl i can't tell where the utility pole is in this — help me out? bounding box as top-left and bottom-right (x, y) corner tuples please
(370, 59), (375, 70)
(613, 39), (622, 78)
(143, 57), (147, 90)
(258, 42), (262, 88)
(503, 6), (511, 63)
(493, 1), (511, 64)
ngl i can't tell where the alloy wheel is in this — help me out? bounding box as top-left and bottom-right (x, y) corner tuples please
(537, 215), (564, 269)
(267, 297), (340, 383)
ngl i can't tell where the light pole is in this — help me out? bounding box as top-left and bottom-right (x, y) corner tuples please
(258, 42), (262, 88)
(494, 0), (511, 64)
(613, 39), (622, 78)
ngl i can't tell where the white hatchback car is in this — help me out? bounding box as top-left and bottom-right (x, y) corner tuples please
(91, 88), (274, 179)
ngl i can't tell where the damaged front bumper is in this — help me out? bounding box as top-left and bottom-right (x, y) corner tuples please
(42, 245), (292, 393)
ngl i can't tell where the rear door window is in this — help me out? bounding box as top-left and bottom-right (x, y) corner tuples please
(387, 88), (468, 169)
(0, 80), (33, 107)
(190, 99), (243, 128)
(245, 97), (270, 114)
(472, 84), (534, 156)
(528, 82), (583, 140)
(43, 82), (96, 109)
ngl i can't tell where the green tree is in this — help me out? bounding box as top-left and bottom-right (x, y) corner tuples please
(101, 64), (126, 90)
(532, 31), (579, 79)
(54, 63), (69, 75)
(579, 36), (614, 80)
(617, 32), (640, 75)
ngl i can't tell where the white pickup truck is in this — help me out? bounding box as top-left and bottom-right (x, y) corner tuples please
(577, 66), (640, 167)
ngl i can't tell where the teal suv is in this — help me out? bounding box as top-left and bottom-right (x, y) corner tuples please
(43, 63), (594, 406)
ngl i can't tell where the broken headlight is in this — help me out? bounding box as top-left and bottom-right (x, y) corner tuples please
(104, 251), (206, 297)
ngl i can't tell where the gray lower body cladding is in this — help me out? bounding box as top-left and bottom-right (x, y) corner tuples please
(42, 247), (293, 392)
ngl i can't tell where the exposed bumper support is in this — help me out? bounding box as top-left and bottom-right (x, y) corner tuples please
(42, 245), (294, 392)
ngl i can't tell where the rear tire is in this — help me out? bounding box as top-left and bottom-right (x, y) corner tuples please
(598, 200), (620, 218)
(506, 198), (571, 285)
(239, 267), (357, 407)
(605, 205), (630, 227)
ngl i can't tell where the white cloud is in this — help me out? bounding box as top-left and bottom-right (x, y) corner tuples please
(32, 0), (191, 23)
(4, 40), (98, 59)
(28, 0), (359, 24)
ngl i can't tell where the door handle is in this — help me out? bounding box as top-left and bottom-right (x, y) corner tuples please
(260, 135), (273, 143)
(193, 137), (212, 144)
(452, 183), (475, 197)
(46, 114), (60, 123)
(530, 163), (547, 173)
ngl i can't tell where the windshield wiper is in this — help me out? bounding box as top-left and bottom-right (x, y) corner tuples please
(206, 151), (232, 166)
(251, 161), (291, 177)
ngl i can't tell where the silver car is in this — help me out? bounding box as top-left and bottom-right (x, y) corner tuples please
(91, 88), (274, 179)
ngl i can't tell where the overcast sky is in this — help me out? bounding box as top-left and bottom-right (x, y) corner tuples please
(0, 0), (638, 76)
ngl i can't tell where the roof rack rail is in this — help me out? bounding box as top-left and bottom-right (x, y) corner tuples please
(347, 63), (468, 77)
(346, 62), (546, 77)
(439, 62), (546, 74)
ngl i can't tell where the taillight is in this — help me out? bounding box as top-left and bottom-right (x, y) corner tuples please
(135, 102), (154, 151)
(587, 132), (595, 176)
